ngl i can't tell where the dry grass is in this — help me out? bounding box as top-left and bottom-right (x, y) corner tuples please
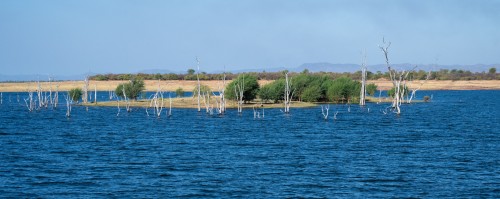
(368, 80), (500, 90)
(0, 80), (274, 92)
(0, 79), (498, 92)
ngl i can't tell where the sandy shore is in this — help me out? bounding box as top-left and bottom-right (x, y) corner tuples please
(368, 80), (500, 90)
(0, 80), (498, 92)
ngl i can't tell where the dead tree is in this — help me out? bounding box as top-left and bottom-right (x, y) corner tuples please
(116, 96), (121, 116)
(94, 84), (97, 104)
(24, 90), (36, 112)
(150, 80), (164, 117)
(48, 77), (53, 106)
(196, 57), (201, 112)
(359, 52), (367, 106)
(53, 84), (59, 108)
(379, 39), (413, 115)
(202, 91), (211, 114)
(122, 86), (131, 112)
(321, 105), (329, 120)
(109, 90), (114, 100)
(253, 105), (262, 119)
(168, 92), (172, 117)
(64, 92), (73, 117)
(214, 70), (227, 114)
(408, 71), (431, 104)
(234, 78), (244, 114)
(82, 76), (89, 103)
(283, 72), (294, 114)
(36, 80), (46, 108)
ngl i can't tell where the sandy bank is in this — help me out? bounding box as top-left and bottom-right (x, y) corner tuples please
(0, 80), (498, 92)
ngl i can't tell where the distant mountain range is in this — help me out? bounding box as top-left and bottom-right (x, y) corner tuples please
(1, 63), (497, 81)
(296, 63), (498, 73)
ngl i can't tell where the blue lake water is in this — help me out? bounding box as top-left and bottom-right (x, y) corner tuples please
(0, 90), (499, 198)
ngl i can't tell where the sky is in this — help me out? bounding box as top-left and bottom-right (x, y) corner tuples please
(0, 0), (499, 76)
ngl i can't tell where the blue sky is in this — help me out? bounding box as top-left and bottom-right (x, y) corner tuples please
(0, 0), (498, 76)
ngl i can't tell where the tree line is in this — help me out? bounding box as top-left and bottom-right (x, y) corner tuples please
(90, 67), (498, 81)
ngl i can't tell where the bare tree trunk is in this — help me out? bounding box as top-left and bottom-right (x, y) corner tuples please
(109, 90), (114, 100)
(122, 86), (131, 112)
(168, 92), (172, 117)
(408, 71), (431, 104)
(283, 72), (294, 114)
(83, 76), (89, 104)
(203, 91), (211, 113)
(215, 69), (226, 114)
(321, 105), (329, 120)
(116, 96), (121, 116)
(196, 57), (201, 112)
(379, 39), (413, 115)
(24, 90), (35, 112)
(148, 80), (164, 117)
(65, 92), (74, 117)
(37, 80), (44, 108)
(94, 84), (97, 104)
(234, 75), (245, 114)
(48, 77), (52, 106)
(53, 84), (59, 108)
(253, 106), (261, 119)
(359, 52), (367, 106)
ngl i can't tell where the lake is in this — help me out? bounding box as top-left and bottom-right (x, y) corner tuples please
(0, 90), (499, 198)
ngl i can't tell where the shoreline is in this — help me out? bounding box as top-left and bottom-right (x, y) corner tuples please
(0, 80), (499, 92)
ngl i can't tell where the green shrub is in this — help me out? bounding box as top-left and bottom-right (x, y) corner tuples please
(225, 74), (260, 103)
(175, 87), (185, 98)
(115, 78), (145, 100)
(68, 88), (82, 102)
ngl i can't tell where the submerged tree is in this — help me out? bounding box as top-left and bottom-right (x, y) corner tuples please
(359, 52), (367, 106)
(283, 72), (294, 113)
(379, 38), (413, 114)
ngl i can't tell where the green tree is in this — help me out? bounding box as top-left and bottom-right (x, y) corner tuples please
(301, 85), (322, 102)
(489, 67), (496, 74)
(263, 78), (286, 102)
(225, 74), (259, 103)
(187, 69), (195, 75)
(326, 77), (361, 103)
(366, 83), (378, 96)
(175, 87), (185, 98)
(192, 84), (211, 97)
(291, 73), (311, 101)
(258, 83), (274, 103)
(68, 88), (82, 102)
(115, 78), (145, 100)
